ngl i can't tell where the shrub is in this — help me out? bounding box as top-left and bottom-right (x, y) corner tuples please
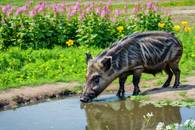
(132, 2), (173, 32)
(77, 13), (116, 48)
(0, 14), (79, 49)
(0, 1), (174, 49)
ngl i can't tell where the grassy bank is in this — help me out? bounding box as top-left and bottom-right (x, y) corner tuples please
(0, 46), (101, 90)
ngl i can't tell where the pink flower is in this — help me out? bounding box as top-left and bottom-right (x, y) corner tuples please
(100, 5), (110, 17)
(2, 4), (11, 14)
(86, 6), (91, 13)
(33, 2), (46, 14)
(37, 2), (45, 12)
(100, 10), (106, 17)
(132, 6), (139, 13)
(67, 6), (77, 18)
(79, 12), (85, 20)
(7, 8), (13, 16)
(1, 4), (13, 16)
(153, 5), (158, 12)
(147, 1), (153, 9)
(74, 1), (80, 11)
(114, 9), (121, 16)
(29, 9), (37, 17)
(85, 2), (94, 13)
(111, 17), (115, 22)
(16, 5), (28, 15)
(61, 2), (66, 12)
(107, 0), (112, 6)
(69, 10), (76, 17)
(53, 3), (59, 14)
(96, 7), (100, 15)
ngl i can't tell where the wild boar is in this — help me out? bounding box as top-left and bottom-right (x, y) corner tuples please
(80, 31), (183, 102)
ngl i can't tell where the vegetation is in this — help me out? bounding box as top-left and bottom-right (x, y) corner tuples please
(0, 1), (174, 49)
(1, 0), (195, 8)
(0, 46), (101, 89)
(0, 1), (193, 49)
(130, 95), (195, 107)
(0, 1), (194, 90)
(143, 112), (195, 130)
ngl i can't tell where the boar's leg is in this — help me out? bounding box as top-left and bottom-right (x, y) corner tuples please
(170, 64), (181, 88)
(162, 65), (173, 88)
(132, 69), (143, 95)
(116, 74), (128, 98)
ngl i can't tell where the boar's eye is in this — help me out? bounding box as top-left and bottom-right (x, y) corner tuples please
(94, 78), (99, 84)
(93, 75), (101, 84)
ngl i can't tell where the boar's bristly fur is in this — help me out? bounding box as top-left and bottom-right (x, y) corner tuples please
(80, 31), (183, 102)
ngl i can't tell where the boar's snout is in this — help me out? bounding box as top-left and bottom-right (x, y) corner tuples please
(80, 90), (96, 103)
(80, 95), (91, 103)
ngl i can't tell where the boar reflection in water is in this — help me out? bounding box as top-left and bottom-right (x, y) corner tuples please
(82, 100), (181, 130)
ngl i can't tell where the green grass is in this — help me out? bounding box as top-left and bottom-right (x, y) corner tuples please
(152, 98), (195, 107)
(161, 0), (195, 7)
(178, 91), (187, 97)
(0, 46), (102, 90)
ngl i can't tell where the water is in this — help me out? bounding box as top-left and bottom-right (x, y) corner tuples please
(0, 94), (195, 130)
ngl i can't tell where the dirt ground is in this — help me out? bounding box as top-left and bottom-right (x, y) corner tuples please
(166, 6), (195, 24)
(106, 76), (195, 100)
(142, 76), (195, 102)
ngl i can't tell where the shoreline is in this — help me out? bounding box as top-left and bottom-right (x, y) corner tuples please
(0, 82), (81, 110)
(1, 76), (195, 110)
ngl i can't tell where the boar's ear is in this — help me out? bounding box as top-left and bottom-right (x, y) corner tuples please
(85, 52), (92, 64)
(101, 56), (112, 71)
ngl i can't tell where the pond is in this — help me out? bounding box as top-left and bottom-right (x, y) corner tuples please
(0, 94), (195, 130)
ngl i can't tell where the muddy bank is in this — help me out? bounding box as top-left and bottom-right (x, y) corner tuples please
(0, 82), (80, 110)
(1, 76), (195, 110)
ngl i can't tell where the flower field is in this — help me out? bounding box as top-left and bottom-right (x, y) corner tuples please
(0, 1), (195, 89)
(0, 1), (175, 49)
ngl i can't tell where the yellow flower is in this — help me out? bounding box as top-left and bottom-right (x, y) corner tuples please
(184, 27), (191, 33)
(173, 25), (181, 32)
(158, 22), (165, 28)
(66, 39), (74, 47)
(116, 26), (124, 33)
(181, 21), (188, 27)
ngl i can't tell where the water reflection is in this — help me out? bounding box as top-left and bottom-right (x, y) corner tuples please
(82, 99), (181, 130)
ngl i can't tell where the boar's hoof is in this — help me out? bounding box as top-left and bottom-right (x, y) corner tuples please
(116, 90), (125, 98)
(161, 83), (170, 88)
(132, 89), (140, 96)
(173, 84), (180, 88)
